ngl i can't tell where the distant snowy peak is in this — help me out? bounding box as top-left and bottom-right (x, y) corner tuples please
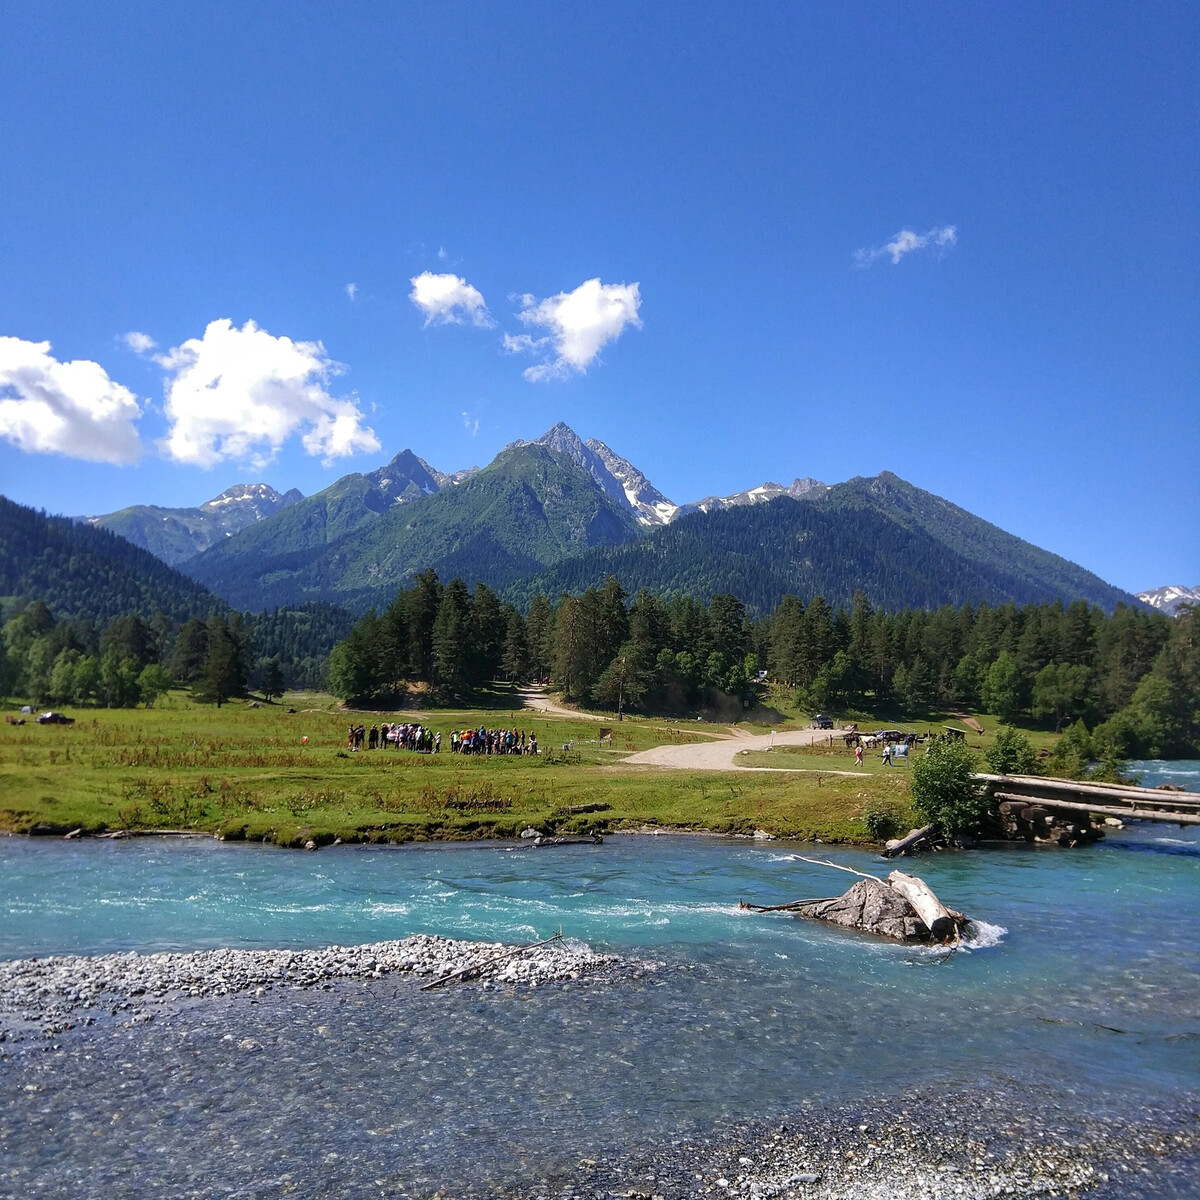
(200, 483), (303, 519)
(1137, 584), (1200, 615)
(678, 477), (829, 517)
(585, 438), (678, 526)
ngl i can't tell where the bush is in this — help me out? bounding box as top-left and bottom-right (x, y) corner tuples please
(984, 725), (1040, 776)
(910, 735), (987, 837)
(863, 808), (900, 841)
(1046, 719), (1091, 779)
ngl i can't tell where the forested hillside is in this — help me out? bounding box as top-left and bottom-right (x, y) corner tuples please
(0, 496), (223, 625)
(822, 473), (1134, 611)
(516, 486), (1136, 614)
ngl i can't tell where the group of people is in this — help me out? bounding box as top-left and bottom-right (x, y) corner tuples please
(344, 721), (539, 756)
(450, 727), (537, 756)
(347, 722), (441, 753)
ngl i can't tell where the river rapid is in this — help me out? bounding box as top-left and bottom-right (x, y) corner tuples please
(1, 793), (1198, 1197)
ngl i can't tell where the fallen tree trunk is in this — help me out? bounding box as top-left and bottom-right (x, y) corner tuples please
(881, 823), (936, 858)
(886, 870), (956, 940)
(531, 833), (604, 847)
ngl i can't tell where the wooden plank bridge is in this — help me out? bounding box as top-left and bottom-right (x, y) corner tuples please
(976, 773), (1200, 827)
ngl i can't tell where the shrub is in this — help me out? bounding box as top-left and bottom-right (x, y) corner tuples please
(863, 808), (899, 841)
(910, 735), (987, 837)
(984, 726), (1040, 776)
(1047, 719), (1091, 779)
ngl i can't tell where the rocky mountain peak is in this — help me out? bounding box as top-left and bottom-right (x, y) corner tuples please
(202, 483), (280, 508)
(364, 449), (444, 505)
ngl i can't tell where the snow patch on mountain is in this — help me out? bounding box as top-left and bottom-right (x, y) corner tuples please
(676, 477), (828, 517)
(585, 437), (678, 526)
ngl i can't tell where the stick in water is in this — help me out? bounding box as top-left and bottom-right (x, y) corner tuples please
(791, 854), (884, 884)
(420, 931), (564, 991)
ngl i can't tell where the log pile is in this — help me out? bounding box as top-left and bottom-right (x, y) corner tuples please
(994, 798), (1102, 847)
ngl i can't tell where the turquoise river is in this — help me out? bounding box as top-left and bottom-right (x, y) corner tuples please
(1, 761), (1197, 1198)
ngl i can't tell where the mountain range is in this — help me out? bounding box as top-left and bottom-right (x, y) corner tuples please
(1136, 584), (1200, 615)
(64, 422), (1124, 616)
(86, 483), (305, 564)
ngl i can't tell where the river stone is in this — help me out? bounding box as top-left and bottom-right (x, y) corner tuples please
(797, 879), (929, 942)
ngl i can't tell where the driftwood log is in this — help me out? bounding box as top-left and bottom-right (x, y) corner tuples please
(881, 823), (936, 858)
(886, 870), (956, 939)
(738, 897), (838, 913)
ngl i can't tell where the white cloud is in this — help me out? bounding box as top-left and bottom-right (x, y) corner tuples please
(409, 271), (493, 328)
(345, 283), (358, 301)
(507, 278), (642, 382)
(156, 318), (379, 468)
(855, 225), (957, 267)
(461, 411), (479, 436)
(122, 331), (158, 354)
(0, 337), (142, 463)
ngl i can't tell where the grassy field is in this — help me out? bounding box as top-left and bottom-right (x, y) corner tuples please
(0, 689), (927, 847)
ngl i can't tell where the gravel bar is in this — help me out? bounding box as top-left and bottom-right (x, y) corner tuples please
(0, 934), (635, 1039)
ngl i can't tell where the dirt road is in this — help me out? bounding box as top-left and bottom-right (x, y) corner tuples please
(622, 727), (833, 771)
(517, 688), (867, 773)
(514, 686), (610, 721)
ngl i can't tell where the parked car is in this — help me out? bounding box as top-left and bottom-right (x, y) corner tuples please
(36, 711), (75, 725)
(811, 713), (835, 729)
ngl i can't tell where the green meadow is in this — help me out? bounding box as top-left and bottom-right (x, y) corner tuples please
(0, 690), (923, 847)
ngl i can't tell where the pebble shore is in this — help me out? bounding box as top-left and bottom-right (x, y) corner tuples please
(554, 1090), (1199, 1200)
(0, 934), (632, 1040)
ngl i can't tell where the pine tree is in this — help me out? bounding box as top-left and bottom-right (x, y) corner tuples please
(407, 569), (443, 681)
(171, 618), (209, 682)
(261, 658), (286, 702)
(500, 612), (529, 682)
(524, 594), (554, 682)
(197, 617), (242, 707)
(470, 583), (505, 685)
(432, 579), (472, 699)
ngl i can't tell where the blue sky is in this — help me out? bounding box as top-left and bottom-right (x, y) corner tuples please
(1, 2), (1196, 593)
